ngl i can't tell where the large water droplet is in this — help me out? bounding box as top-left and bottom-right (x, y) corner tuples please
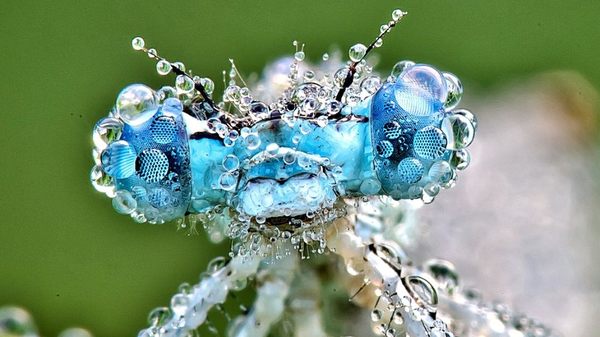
(391, 60), (415, 78)
(443, 72), (463, 110)
(115, 84), (157, 126)
(349, 43), (367, 62)
(222, 155), (240, 172)
(156, 60), (171, 75)
(397, 64), (448, 104)
(93, 117), (123, 151)
(441, 114), (475, 149)
(175, 75), (194, 93)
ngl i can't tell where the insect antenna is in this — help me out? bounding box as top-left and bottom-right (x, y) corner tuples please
(335, 9), (407, 101)
(130, 37), (219, 113)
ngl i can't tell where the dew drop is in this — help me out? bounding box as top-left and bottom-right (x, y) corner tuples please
(156, 60), (171, 76)
(349, 43), (367, 62)
(175, 75), (194, 93)
(131, 37), (145, 50)
(294, 51), (305, 62)
(322, 53), (329, 61)
(392, 9), (405, 21)
(115, 84), (157, 125)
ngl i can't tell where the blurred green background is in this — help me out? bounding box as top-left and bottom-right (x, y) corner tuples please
(0, 1), (598, 336)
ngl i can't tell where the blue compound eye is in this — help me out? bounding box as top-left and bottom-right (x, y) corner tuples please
(93, 85), (192, 224)
(370, 63), (475, 200)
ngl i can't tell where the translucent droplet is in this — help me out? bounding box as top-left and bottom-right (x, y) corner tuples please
(219, 172), (237, 191)
(391, 60), (415, 78)
(0, 306), (38, 336)
(146, 48), (157, 59)
(200, 77), (215, 95)
(90, 165), (115, 195)
(222, 154), (240, 172)
(360, 76), (381, 95)
(371, 309), (382, 322)
(156, 60), (171, 76)
(443, 72), (463, 110)
(450, 148), (470, 170)
(58, 328), (93, 337)
(112, 190), (137, 214)
(157, 86), (177, 102)
(93, 117), (123, 151)
(244, 133), (261, 150)
(392, 9), (405, 21)
(453, 108), (478, 130)
(294, 51), (305, 61)
(428, 161), (453, 184)
(441, 114), (475, 149)
(334, 68), (349, 86)
(360, 178), (382, 195)
(322, 53), (329, 61)
(283, 151), (296, 164)
(349, 43), (367, 62)
(175, 75), (194, 93)
(249, 101), (269, 119)
(147, 307), (172, 327)
(170, 294), (189, 317)
(131, 37), (145, 50)
(172, 62), (185, 72)
(398, 64), (448, 104)
(424, 259), (459, 293)
(115, 84), (157, 126)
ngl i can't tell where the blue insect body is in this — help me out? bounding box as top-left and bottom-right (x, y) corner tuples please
(91, 12), (476, 248)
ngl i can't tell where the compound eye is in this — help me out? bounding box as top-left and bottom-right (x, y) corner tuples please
(369, 63), (475, 201)
(92, 87), (192, 224)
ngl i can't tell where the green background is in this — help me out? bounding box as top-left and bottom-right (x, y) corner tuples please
(0, 1), (598, 336)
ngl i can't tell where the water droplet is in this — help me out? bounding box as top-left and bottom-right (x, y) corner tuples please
(146, 48), (157, 59)
(222, 155), (240, 172)
(244, 133), (261, 150)
(115, 84), (157, 126)
(322, 53), (329, 61)
(131, 37), (145, 50)
(147, 307), (172, 327)
(219, 172), (237, 191)
(90, 165), (115, 195)
(175, 75), (194, 93)
(156, 60), (171, 75)
(170, 294), (189, 317)
(390, 60), (415, 78)
(0, 306), (37, 336)
(200, 77), (215, 95)
(349, 43), (367, 62)
(450, 148), (470, 170)
(294, 51), (305, 61)
(443, 72), (463, 110)
(361, 76), (381, 95)
(93, 117), (123, 151)
(453, 108), (478, 130)
(441, 114), (475, 149)
(334, 68), (349, 86)
(392, 9), (405, 21)
(249, 101), (269, 120)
